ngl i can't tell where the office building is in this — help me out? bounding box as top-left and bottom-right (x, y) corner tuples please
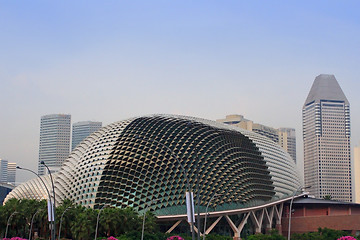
(38, 114), (71, 175)
(71, 121), (102, 150)
(354, 145), (360, 203)
(303, 74), (351, 201)
(0, 159), (8, 183)
(217, 114), (296, 162)
(0, 159), (16, 184)
(278, 128), (297, 163)
(7, 162), (16, 184)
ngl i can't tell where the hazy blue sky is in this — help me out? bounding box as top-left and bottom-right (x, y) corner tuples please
(1, 1), (359, 182)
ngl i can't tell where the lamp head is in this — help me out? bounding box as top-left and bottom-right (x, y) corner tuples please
(40, 161), (45, 165)
(16, 166), (21, 169)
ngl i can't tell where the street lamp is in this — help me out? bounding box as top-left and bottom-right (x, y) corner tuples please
(287, 185), (311, 240)
(203, 194), (222, 240)
(141, 198), (160, 240)
(95, 204), (110, 240)
(16, 166), (55, 240)
(58, 205), (72, 240)
(134, 134), (196, 240)
(5, 211), (18, 239)
(29, 208), (42, 240)
(40, 161), (56, 240)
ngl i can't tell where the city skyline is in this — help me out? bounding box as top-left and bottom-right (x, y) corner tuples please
(1, 1), (360, 183)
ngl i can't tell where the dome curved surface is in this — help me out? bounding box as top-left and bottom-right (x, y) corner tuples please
(5, 115), (301, 215)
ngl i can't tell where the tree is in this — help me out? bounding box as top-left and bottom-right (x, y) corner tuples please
(323, 195), (332, 200)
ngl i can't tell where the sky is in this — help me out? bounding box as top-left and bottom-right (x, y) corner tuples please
(1, 1), (360, 183)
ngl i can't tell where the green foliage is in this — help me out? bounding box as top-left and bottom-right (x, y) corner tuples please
(0, 198), (155, 240)
(291, 227), (353, 240)
(246, 230), (285, 240)
(205, 233), (233, 240)
(323, 195), (332, 200)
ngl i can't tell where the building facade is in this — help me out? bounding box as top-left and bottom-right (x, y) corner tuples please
(7, 162), (16, 184)
(38, 114), (71, 175)
(71, 121), (102, 151)
(278, 128), (296, 163)
(303, 74), (351, 201)
(217, 115), (296, 162)
(0, 159), (16, 184)
(282, 197), (360, 236)
(354, 145), (360, 204)
(0, 159), (8, 183)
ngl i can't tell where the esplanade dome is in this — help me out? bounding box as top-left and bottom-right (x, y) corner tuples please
(5, 115), (301, 215)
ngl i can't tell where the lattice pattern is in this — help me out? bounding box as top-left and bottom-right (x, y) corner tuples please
(5, 115), (301, 216)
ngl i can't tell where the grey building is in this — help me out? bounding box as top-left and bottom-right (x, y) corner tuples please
(303, 74), (351, 201)
(0, 159), (8, 183)
(71, 121), (102, 151)
(0, 159), (16, 184)
(38, 114), (71, 175)
(278, 128), (296, 163)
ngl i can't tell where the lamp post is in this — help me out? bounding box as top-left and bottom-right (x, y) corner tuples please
(95, 205), (109, 240)
(5, 211), (18, 239)
(287, 186), (311, 240)
(16, 166), (54, 240)
(134, 134), (196, 240)
(141, 198), (160, 240)
(40, 161), (56, 240)
(29, 209), (42, 240)
(58, 206), (72, 240)
(203, 194), (222, 240)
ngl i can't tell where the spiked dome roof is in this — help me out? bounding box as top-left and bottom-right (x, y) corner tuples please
(5, 115), (301, 215)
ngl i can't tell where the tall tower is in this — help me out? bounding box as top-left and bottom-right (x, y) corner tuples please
(72, 121), (102, 150)
(38, 114), (71, 175)
(303, 74), (351, 201)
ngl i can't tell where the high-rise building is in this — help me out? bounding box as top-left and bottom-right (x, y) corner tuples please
(278, 128), (297, 163)
(0, 159), (8, 183)
(354, 145), (360, 203)
(0, 159), (16, 184)
(38, 114), (71, 175)
(303, 74), (351, 201)
(7, 162), (16, 184)
(217, 114), (296, 162)
(72, 121), (102, 151)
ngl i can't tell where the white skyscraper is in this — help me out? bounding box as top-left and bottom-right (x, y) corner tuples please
(72, 121), (102, 150)
(38, 114), (71, 175)
(303, 74), (351, 201)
